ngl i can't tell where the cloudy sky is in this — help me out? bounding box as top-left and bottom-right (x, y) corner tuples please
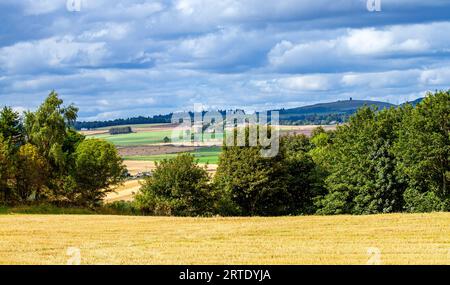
(0, 0), (449, 120)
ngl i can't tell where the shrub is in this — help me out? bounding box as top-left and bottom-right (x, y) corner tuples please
(103, 201), (140, 215)
(135, 153), (214, 216)
(403, 188), (445, 213)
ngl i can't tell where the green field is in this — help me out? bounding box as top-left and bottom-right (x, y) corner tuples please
(123, 146), (222, 164)
(89, 130), (224, 147)
(90, 130), (177, 146)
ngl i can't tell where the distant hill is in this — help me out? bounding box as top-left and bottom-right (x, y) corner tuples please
(401, 97), (424, 106)
(277, 99), (395, 117)
(275, 99), (396, 125)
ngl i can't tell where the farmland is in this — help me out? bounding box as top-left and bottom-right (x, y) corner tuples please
(122, 146), (221, 164)
(89, 130), (177, 146)
(0, 213), (448, 265)
(83, 123), (337, 165)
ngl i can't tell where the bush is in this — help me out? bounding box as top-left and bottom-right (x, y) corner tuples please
(403, 188), (445, 213)
(102, 201), (140, 215)
(135, 153), (215, 216)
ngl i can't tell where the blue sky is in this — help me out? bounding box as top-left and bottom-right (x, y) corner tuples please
(0, 0), (449, 120)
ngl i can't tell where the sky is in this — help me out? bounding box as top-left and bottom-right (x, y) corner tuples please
(0, 0), (449, 121)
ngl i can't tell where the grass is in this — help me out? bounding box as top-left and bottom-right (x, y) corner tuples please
(88, 130), (176, 146)
(0, 213), (448, 265)
(0, 204), (95, 215)
(123, 146), (222, 164)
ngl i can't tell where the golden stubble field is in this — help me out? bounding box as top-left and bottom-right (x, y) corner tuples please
(0, 213), (448, 265)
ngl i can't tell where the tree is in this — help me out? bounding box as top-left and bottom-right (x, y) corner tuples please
(394, 90), (450, 212)
(24, 91), (79, 197)
(215, 131), (322, 216)
(0, 107), (23, 147)
(15, 144), (48, 201)
(135, 153), (214, 216)
(71, 139), (126, 206)
(0, 136), (14, 203)
(281, 134), (325, 214)
(0, 107), (23, 203)
(316, 106), (405, 214)
(215, 144), (289, 216)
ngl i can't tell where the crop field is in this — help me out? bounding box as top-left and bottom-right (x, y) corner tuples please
(0, 213), (448, 265)
(122, 146), (222, 164)
(85, 123), (334, 147)
(89, 130), (177, 146)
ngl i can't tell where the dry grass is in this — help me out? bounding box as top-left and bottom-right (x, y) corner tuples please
(106, 180), (142, 202)
(0, 213), (448, 265)
(123, 160), (217, 176)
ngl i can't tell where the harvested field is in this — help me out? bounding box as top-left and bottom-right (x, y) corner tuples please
(0, 213), (448, 265)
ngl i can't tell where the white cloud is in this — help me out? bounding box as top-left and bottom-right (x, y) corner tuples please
(22, 0), (64, 15)
(277, 75), (332, 91)
(0, 37), (108, 73)
(268, 22), (450, 72)
(420, 67), (450, 85)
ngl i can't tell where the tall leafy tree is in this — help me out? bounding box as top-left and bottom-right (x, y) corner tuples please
(71, 139), (126, 207)
(0, 107), (23, 148)
(215, 144), (289, 216)
(15, 144), (49, 201)
(0, 136), (14, 202)
(394, 90), (450, 212)
(215, 129), (323, 216)
(281, 134), (325, 214)
(24, 91), (79, 197)
(316, 106), (405, 214)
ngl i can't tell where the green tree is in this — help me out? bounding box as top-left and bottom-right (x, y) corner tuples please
(135, 153), (214, 216)
(0, 107), (23, 147)
(215, 129), (322, 216)
(214, 144), (288, 216)
(15, 144), (48, 201)
(316, 106), (405, 214)
(0, 136), (14, 203)
(281, 134), (325, 214)
(71, 139), (126, 206)
(24, 91), (79, 197)
(394, 90), (450, 212)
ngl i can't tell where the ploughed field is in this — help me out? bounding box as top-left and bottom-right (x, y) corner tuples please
(0, 213), (448, 264)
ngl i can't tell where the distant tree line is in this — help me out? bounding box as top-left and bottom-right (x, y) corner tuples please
(74, 115), (172, 130)
(280, 113), (351, 125)
(0, 91), (126, 207)
(133, 90), (449, 216)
